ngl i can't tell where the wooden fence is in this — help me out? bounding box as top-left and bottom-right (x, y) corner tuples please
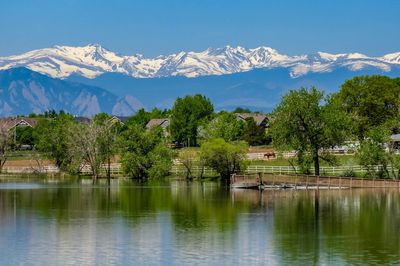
(245, 165), (379, 175)
(1, 163), (393, 180)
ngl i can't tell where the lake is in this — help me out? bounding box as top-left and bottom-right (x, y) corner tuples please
(0, 178), (399, 265)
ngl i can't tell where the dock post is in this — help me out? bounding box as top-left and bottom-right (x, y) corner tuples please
(258, 172), (263, 185)
(328, 176), (331, 189)
(306, 175), (309, 189)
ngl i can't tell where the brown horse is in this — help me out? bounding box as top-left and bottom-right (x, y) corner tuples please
(263, 152), (276, 160)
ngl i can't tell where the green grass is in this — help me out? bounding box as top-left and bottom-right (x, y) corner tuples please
(248, 154), (359, 167)
(7, 150), (48, 161)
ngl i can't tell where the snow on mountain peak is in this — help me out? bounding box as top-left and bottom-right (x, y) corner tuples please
(0, 44), (398, 79)
(381, 52), (400, 64)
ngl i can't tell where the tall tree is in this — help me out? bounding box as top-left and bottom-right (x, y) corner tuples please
(357, 127), (391, 178)
(170, 94), (214, 146)
(270, 87), (350, 176)
(242, 118), (269, 146)
(0, 124), (11, 173)
(33, 113), (75, 170)
(93, 114), (118, 184)
(198, 112), (244, 142)
(67, 122), (103, 182)
(336, 75), (400, 139)
(125, 108), (151, 128)
(119, 125), (173, 179)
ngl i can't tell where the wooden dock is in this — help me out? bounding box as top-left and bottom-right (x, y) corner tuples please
(231, 173), (400, 189)
(230, 173), (263, 189)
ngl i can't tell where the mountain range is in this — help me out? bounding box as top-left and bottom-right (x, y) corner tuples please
(1, 44), (400, 79)
(0, 68), (140, 116)
(0, 44), (399, 115)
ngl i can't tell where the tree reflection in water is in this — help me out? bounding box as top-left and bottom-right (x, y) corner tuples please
(0, 179), (399, 265)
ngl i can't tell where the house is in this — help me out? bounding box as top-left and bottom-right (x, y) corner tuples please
(0, 117), (38, 131)
(74, 116), (92, 124)
(235, 113), (269, 128)
(109, 116), (130, 125)
(390, 134), (400, 152)
(146, 118), (170, 135)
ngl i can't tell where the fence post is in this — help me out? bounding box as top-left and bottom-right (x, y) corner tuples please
(339, 176), (341, 189)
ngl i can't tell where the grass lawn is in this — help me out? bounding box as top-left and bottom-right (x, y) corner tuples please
(7, 150), (48, 161)
(248, 154), (359, 167)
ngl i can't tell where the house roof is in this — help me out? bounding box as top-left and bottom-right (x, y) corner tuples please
(114, 116), (130, 123)
(146, 118), (170, 130)
(0, 117), (38, 130)
(74, 116), (92, 124)
(109, 116), (130, 124)
(391, 134), (400, 142)
(236, 113), (268, 126)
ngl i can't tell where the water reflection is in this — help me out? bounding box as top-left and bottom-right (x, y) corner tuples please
(0, 179), (399, 265)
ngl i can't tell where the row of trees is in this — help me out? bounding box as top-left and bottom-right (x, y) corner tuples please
(6, 97), (257, 181)
(270, 75), (400, 178)
(169, 95), (269, 146)
(4, 74), (399, 180)
(31, 113), (173, 183)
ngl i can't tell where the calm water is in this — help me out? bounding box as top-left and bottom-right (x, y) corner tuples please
(0, 178), (400, 265)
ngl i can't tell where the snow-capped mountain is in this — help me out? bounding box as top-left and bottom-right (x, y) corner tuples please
(1, 44), (399, 79)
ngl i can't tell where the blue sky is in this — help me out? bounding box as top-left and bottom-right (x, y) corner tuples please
(0, 0), (398, 57)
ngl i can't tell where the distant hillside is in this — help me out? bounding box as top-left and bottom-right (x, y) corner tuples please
(0, 68), (142, 116)
(69, 66), (400, 112)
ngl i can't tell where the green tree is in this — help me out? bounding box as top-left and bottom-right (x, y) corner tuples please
(178, 149), (199, 180)
(16, 126), (34, 146)
(199, 112), (244, 142)
(242, 117), (269, 146)
(125, 108), (151, 128)
(200, 138), (248, 181)
(93, 114), (119, 183)
(93, 113), (111, 124)
(336, 75), (400, 139)
(0, 124), (12, 173)
(357, 127), (390, 178)
(33, 113), (75, 170)
(119, 125), (173, 179)
(170, 94), (214, 146)
(233, 107), (252, 113)
(270, 87), (350, 176)
(149, 107), (170, 119)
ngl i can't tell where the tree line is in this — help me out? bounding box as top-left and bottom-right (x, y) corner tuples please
(1, 75), (399, 180)
(271, 75), (400, 178)
(0, 95), (267, 182)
